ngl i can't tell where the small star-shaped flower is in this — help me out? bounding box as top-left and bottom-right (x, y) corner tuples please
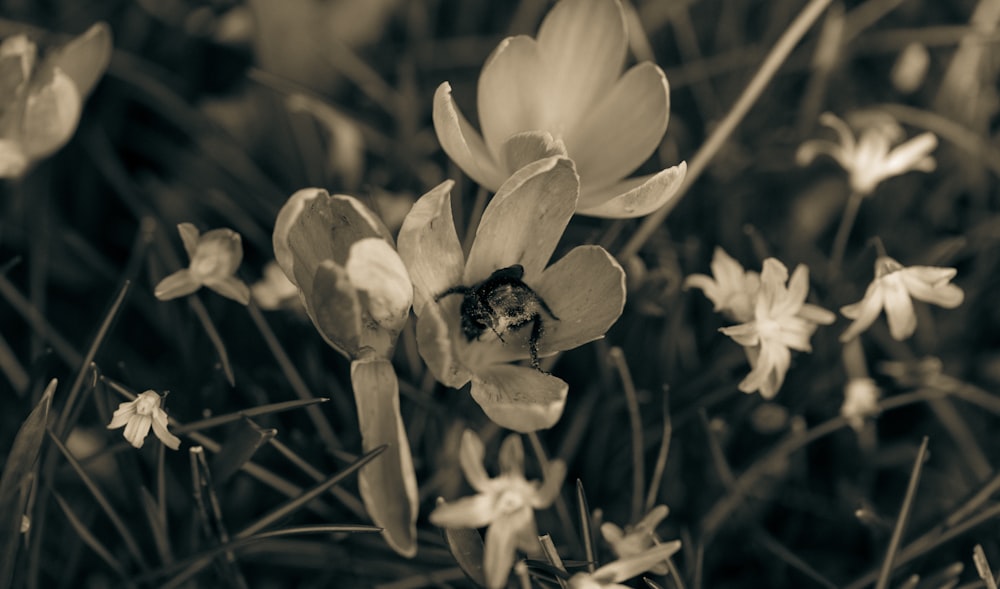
(568, 540), (682, 589)
(154, 223), (250, 305)
(600, 505), (672, 575)
(107, 390), (181, 450)
(684, 247), (760, 323)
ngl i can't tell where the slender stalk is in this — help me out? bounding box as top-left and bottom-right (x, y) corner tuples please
(609, 347), (645, 523)
(874, 436), (929, 589)
(617, 0), (836, 262)
(828, 190), (865, 278)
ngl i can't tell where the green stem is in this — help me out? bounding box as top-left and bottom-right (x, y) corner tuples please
(829, 190), (865, 277)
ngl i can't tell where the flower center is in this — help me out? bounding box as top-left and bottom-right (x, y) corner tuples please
(494, 488), (527, 515)
(134, 393), (160, 416)
(756, 316), (783, 342)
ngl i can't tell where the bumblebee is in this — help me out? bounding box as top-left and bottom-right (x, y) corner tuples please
(434, 264), (558, 370)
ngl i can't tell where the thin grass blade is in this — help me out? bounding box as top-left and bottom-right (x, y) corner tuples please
(209, 418), (277, 484)
(173, 398), (329, 434)
(875, 436), (930, 589)
(52, 490), (128, 581)
(576, 480), (597, 573)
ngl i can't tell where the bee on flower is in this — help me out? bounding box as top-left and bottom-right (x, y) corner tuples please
(429, 430), (565, 589)
(839, 255), (964, 342)
(0, 24), (111, 179)
(397, 156), (626, 432)
(433, 0), (686, 218)
(107, 390), (181, 450)
(154, 223), (251, 305)
(568, 540), (682, 589)
(716, 258), (835, 399)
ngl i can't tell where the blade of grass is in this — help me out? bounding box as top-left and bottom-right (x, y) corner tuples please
(190, 446), (247, 589)
(267, 437), (367, 520)
(46, 427), (149, 570)
(209, 419), (277, 484)
(538, 534), (569, 589)
(172, 398), (329, 434)
(616, 0), (836, 261)
(0, 378), (56, 586)
(645, 387), (673, 513)
(874, 436), (930, 589)
(576, 480), (597, 573)
(609, 347), (645, 524)
(141, 487), (173, 565)
(0, 274), (81, 366)
(52, 491), (128, 580)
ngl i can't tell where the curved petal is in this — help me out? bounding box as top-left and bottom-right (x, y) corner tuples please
(433, 82), (506, 189)
(460, 430), (492, 492)
(22, 67), (81, 159)
(123, 414), (152, 449)
(576, 163), (686, 219)
(534, 246), (625, 354)
(483, 510), (523, 589)
(154, 269), (201, 301)
(593, 540), (682, 584)
(429, 494), (497, 530)
(415, 301), (474, 388)
(107, 403), (137, 429)
(882, 277), (916, 340)
(531, 459), (566, 508)
(719, 322), (759, 347)
(536, 0), (627, 130)
(177, 223), (201, 259)
(346, 238), (413, 334)
(901, 270), (963, 308)
(150, 413), (181, 450)
(564, 62), (670, 186)
(470, 365), (568, 432)
(818, 112), (857, 154)
(465, 156), (578, 284)
(882, 132), (937, 177)
(796, 139), (845, 168)
(193, 228), (244, 278)
(839, 283), (884, 342)
(498, 434), (525, 478)
(306, 260), (363, 358)
(772, 264), (809, 318)
(46, 22), (112, 98)
(397, 180), (466, 313)
(498, 130), (567, 177)
(205, 276), (250, 305)
(477, 35), (547, 157)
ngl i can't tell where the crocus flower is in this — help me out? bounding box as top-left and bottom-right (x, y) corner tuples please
(684, 247), (760, 323)
(107, 390), (181, 450)
(429, 430), (566, 589)
(840, 256), (964, 342)
(0, 23), (112, 178)
(433, 0), (686, 218)
(154, 223), (251, 305)
(720, 259), (835, 399)
(398, 156), (626, 432)
(272, 188), (417, 557)
(568, 540), (682, 589)
(841, 377), (881, 432)
(600, 505), (671, 575)
(796, 111), (937, 196)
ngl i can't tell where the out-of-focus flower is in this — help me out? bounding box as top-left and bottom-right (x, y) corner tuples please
(433, 0), (686, 218)
(684, 247), (760, 323)
(796, 111), (937, 196)
(720, 259), (835, 399)
(397, 157), (626, 432)
(107, 390), (181, 450)
(891, 43), (930, 94)
(840, 256), (963, 342)
(251, 261), (302, 310)
(429, 430), (566, 589)
(0, 23), (112, 179)
(600, 505), (671, 575)
(155, 223), (251, 305)
(273, 188), (412, 359)
(272, 188), (417, 556)
(841, 377), (881, 432)
(568, 540), (682, 589)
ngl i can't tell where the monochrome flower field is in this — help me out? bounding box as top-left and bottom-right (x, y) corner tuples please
(0, 0), (992, 587)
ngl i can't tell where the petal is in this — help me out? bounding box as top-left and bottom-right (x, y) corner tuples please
(189, 228), (244, 281)
(576, 163), (687, 219)
(346, 238), (413, 334)
(154, 269), (201, 301)
(772, 264), (809, 318)
(601, 523), (625, 543)
(719, 322), (759, 347)
(536, 0), (628, 131)
(818, 112), (857, 154)
(305, 260), (363, 357)
(477, 35), (548, 157)
(758, 343), (791, 399)
(429, 494), (498, 530)
(21, 67), (81, 159)
(107, 402), (137, 429)
(564, 63), (670, 187)
(636, 505), (670, 533)
(534, 246), (625, 354)
(397, 180), (466, 314)
(432, 82), (506, 189)
(123, 414), (152, 449)
(206, 276), (251, 305)
(900, 268), (964, 308)
(795, 139), (843, 168)
(498, 434), (525, 478)
(882, 277), (917, 340)
(797, 303), (836, 325)
(177, 223), (201, 260)
(150, 411), (181, 450)
(460, 430), (492, 493)
(415, 301), (474, 388)
(531, 459), (566, 508)
(882, 132), (937, 178)
(756, 258), (789, 312)
(497, 130), (567, 177)
(464, 156), (578, 284)
(593, 540), (682, 584)
(839, 283), (885, 342)
(471, 365), (568, 433)
(483, 511), (523, 589)
(46, 22), (112, 98)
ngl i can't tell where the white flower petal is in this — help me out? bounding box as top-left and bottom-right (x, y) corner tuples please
(576, 163), (686, 219)
(432, 82), (506, 189)
(477, 35), (547, 157)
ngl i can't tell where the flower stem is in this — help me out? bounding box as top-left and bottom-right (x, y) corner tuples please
(828, 190), (864, 278)
(616, 0), (836, 262)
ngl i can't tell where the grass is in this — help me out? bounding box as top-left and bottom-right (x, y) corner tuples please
(2, 0), (1000, 587)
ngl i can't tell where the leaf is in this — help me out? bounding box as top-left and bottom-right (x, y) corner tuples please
(351, 358), (418, 557)
(0, 378), (56, 587)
